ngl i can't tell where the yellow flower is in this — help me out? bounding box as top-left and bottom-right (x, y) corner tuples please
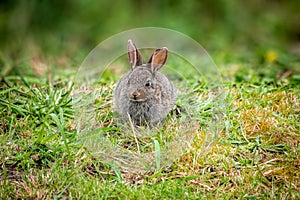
(265, 50), (278, 63)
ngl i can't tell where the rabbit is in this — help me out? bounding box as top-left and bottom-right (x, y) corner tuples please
(113, 40), (177, 126)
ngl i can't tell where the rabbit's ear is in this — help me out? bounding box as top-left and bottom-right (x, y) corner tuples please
(128, 40), (143, 69)
(148, 47), (168, 72)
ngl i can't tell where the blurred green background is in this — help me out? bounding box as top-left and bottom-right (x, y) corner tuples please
(0, 0), (300, 70)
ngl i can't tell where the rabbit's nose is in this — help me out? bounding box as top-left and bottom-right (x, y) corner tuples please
(132, 91), (140, 98)
(129, 89), (145, 101)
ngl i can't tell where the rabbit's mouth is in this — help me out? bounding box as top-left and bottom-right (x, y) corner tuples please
(129, 97), (147, 102)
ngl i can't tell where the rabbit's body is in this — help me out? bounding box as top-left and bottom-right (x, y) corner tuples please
(113, 40), (177, 126)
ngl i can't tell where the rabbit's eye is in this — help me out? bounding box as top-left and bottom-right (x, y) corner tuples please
(145, 80), (152, 87)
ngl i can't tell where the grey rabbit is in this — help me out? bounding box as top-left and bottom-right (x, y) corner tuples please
(113, 40), (177, 126)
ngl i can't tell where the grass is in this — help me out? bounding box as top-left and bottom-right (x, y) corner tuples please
(0, 46), (299, 199)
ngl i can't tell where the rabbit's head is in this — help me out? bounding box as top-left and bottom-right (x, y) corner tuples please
(127, 40), (168, 103)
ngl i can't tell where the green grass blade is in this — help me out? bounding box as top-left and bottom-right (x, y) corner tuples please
(153, 139), (161, 171)
(50, 109), (69, 154)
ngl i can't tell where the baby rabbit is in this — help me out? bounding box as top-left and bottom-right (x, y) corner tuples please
(113, 40), (177, 126)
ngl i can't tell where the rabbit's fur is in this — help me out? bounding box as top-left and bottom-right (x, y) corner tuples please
(113, 40), (177, 126)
